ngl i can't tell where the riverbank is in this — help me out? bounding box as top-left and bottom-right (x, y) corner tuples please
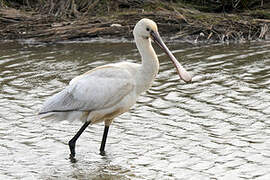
(0, 1), (270, 43)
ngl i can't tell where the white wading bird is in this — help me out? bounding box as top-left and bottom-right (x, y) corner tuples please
(39, 18), (192, 162)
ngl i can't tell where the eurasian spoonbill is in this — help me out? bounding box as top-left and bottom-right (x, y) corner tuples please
(39, 18), (192, 162)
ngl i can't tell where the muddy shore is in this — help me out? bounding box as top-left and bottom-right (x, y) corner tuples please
(0, 3), (270, 43)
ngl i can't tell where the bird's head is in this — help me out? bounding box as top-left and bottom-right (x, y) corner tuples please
(133, 18), (158, 39)
(133, 18), (192, 83)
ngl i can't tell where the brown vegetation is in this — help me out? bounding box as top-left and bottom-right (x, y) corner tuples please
(0, 0), (269, 43)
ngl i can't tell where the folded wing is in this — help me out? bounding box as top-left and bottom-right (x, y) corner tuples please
(39, 66), (134, 114)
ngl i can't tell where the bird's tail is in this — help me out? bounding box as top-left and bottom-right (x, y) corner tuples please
(38, 110), (89, 123)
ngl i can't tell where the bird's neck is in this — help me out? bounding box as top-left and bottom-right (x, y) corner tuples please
(135, 36), (159, 94)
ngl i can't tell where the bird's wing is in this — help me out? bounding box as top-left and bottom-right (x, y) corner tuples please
(39, 66), (135, 114)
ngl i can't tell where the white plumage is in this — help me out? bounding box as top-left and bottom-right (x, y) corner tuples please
(39, 18), (192, 162)
(40, 65), (136, 124)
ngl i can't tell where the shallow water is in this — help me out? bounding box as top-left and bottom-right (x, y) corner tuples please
(0, 40), (270, 180)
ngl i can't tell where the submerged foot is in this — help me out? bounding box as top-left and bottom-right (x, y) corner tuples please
(100, 150), (106, 156)
(69, 154), (77, 163)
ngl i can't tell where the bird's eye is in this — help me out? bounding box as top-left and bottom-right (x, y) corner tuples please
(146, 27), (150, 32)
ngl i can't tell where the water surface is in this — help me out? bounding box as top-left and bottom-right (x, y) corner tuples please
(0, 40), (270, 179)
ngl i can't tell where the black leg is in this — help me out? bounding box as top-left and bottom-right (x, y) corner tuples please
(100, 125), (110, 156)
(69, 121), (90, 162)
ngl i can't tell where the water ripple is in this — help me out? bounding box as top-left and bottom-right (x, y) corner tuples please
(0, 41), (270, 179)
